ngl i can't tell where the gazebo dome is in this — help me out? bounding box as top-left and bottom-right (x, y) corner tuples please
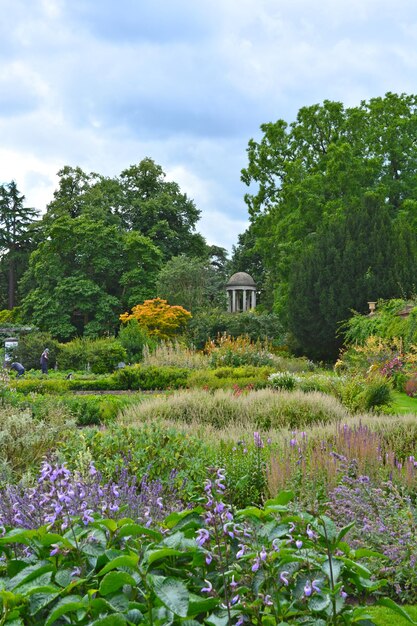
(226, 272), (256, 288)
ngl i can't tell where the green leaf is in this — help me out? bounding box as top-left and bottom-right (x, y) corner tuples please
(321, 557), (343, 583)
(98, 554), (138, 576)
(309, 594), (331, 612)
(0, 528), (37, 546)
(90, 614), (127, 625)
(54, 569), (73, 588)
(145, 548), (183, 566)
(29, 592), (60, 616)
(151, 575), (189, 618)
(126, 608), (143, 624)
(264, 490), (294, 507)
(99, 571), (137, 596)
(44, 595), (87, 626)
(205, 610), (231, 626)
(15, 572), (53, 594)
(340, 557), (371, 578)
(354, 548), (384, 559)
(336, 521), (355, 544)
(117, 523), (162, 541)
(9, 562), (54, 590)
(188, 592), (219, 616)
(164, 508), (203, 529)
(94, 519), (118, 532)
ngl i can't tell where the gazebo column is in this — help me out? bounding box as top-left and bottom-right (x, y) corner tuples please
(242, 290), (247, 311)
(252, 290), (256, 308)
(232, 289), (236, 312)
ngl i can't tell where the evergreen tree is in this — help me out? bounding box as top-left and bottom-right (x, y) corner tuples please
(0, 181), (38, 309)
(287, 193), (417, 360)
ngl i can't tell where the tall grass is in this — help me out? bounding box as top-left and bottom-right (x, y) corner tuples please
(142, 341), (209, 369)
(120, 388), (348, 429)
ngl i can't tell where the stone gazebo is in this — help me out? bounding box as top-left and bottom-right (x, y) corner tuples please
(226, 272), (257, 313)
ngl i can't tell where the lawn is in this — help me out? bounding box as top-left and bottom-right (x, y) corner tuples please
(389, 390), (417, 414)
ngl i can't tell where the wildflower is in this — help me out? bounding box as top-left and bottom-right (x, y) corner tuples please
(280, 571), (289, 586)
(306, 524), (315, 540)
(312, 579), (321, 593)
(260, 546), (267, 561)
(50, 544), (60, 556)
(236, 544), (246, 558)
(251, 556), (260, 572)
(296, 539), (303, 549)
(196, 528), (210, 547)
(254, 431), (264, 448)
(205, 552), (213, 565)
(304, 581), (312, 597)
(201, 579), (213, 594)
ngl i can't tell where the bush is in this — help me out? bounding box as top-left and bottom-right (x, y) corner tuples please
(113, 364), (189, 390)
(13, 378), (70, 395)
(334, 374), (392, 412)
(27, 394), (136, 426)
(188, 366), (272, 390)
(206, 334), (275, 368)
(118, 319), (156, 362)
(142, 340), (209, 369)
(12, 331), (59, 370)
(58, 337), (127, 373)
(121, 388), (348, 430)
(268, 371), (300, 390)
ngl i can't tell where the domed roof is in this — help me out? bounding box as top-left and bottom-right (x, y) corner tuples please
(226, 272), (256, 287)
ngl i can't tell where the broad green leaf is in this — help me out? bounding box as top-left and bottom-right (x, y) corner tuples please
(98, 554), (138, 576)
(9, 562), (54, 590)
(90, 614), (127, 625)
(145, 548), (183, 566)
(317, 516), (338, 542)
(354, 548), (384, 559)
(321, 557), (343, 583)
(339, 557), (371, 578)
(94, 519), (118, 532)
(151, 575), (189, 618)
(376, 598), (417, 623)
(54, 569), (73, 588)
(188, 592), (219, 616)
(44, 595), (87, 626)
(206, 610), (231, 626)
(29, 591), (60, 616)
(164, 508), (203, 529)
(99, 571), (137, 596)
(309, 594), (331, 612)
(117, 523), (162, 541)
(0, 528), (37, 546)
(126, 608), (143, 624)
(15, 572), (53, 594)
(264, 490), (294, 507)
(36, 532), (74, 550)
(106, 593), (129, 613)
(336, 521), (355, 544)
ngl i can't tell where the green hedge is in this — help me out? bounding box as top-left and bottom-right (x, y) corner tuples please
(112, 365), (189, 390)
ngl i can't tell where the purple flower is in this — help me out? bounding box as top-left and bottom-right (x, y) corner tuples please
(201, 579), (213, 594)
(254, 431), (264, 448)
(312, 579), (321, 593)
(296, 539), (303, 549)
(196, 528), (210, 547)
(49, 544), (60, 556)
(279, 571), (289, 585)
(260, 546), (267, 561)
(236, 544), (245, 558)
(304, 581), (312, 597)
(251, 557), (260, 572)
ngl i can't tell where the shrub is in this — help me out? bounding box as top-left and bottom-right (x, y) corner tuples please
(121, 388), (348, 430)
(334, 374), (392, 412)
(118, 318), (156, 362)
(13, 378), (70, 395)
(58, 337), (127, 373)
(142, 340), (209, 369)
(12, 331), (59, 370)
(206, 333), (275, 368)
(189, 366), (273, 390)
(113, 364), (189, 390)
(27, 394), (136, 426)
(120, 297), (192, 340)
(405, 375), (417, 397)
(0, 405), (74, 477)
(268, 371), (300, 390)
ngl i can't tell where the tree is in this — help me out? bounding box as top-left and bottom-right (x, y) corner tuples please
(120, 298), (192, 340)
(20, 215), (161, 339)
(287, 193), (417, 360)
(118, 158), (206, 260)
(156, 253), (227, 312)
(0, 181), (38, 309)
(241, 93), (417, 319)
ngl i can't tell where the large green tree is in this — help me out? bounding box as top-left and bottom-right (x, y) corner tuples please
(0, 181), (38, 309)
(241, 93), (417, 320)
(20, 215), (161, 339)
(287, 193), (417, 360)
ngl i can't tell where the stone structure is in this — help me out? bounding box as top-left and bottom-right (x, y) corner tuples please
(226, 272), (257, 313)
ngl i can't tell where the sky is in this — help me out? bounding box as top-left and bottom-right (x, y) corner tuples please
(1, 0), (417, 253)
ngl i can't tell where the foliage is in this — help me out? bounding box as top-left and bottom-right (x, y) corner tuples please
(188, 309), (284, 349)
(329, 469), (417, 603)
(0, 475), (406, 625)
(0, 307), (22, 324)
(142, 340), (209, 369)
(60, 423), (212, 498)
(333, 374), (392, 413)
(27, 394), (137, 426)
(12, 331), (59, 371)
(58, 337), (127, 374)
(268, 371), (300, 390)
(205, 333), (275, 368)
(0, 181), (38, 309)
(188, 366), (272, 390)
(120, 298), (192, 340)
(121, 388), (348, 430)
(0, 405), (74, 477)
(20, 214), (161, 339)
(118, 320), (156, 363)
(287, 192), (416, 360)
(113, 364), (189, 391)
(156, 253), (227, 312)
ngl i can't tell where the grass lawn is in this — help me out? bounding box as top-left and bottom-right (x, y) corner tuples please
(369, 604), (417, 625)
(389, 391), (417, 414)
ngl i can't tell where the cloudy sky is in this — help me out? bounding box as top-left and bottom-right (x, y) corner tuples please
(1, 0), (417, 252)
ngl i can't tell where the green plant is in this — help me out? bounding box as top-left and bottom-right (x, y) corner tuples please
(113, 365), (189, 390)
(58, 337), (127, 374)
(206, 333), (275, 368)
(12, 331), (60, 370)
(268, 371), (300, 390)
(118, 319), (156, 363)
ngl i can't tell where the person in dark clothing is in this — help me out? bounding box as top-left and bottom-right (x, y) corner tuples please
(40, 348), (49, 374)
(10, 362), (25, 377)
